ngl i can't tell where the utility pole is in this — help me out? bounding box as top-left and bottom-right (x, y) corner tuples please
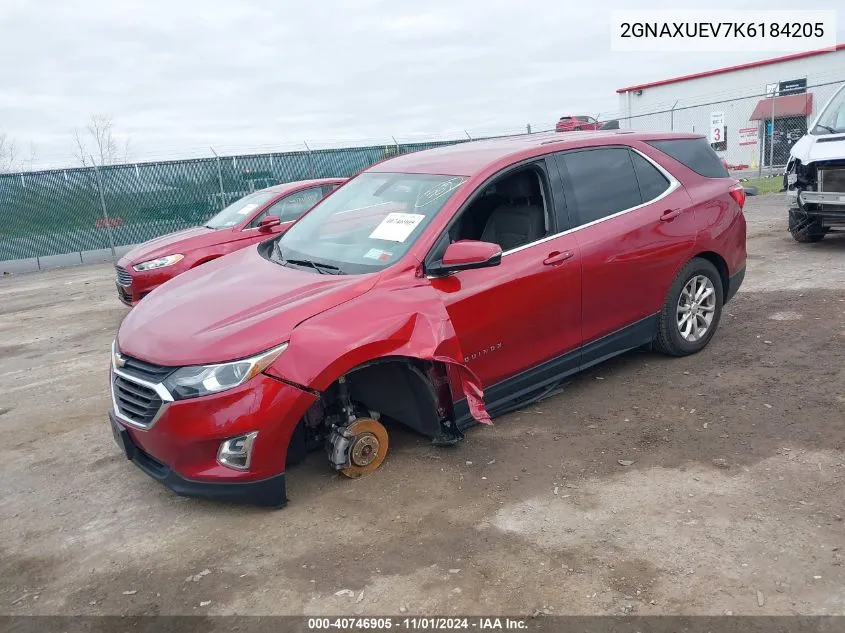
(210, 147), (225, 208)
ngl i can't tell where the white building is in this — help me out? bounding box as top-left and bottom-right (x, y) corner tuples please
(616, 45), (845, 169)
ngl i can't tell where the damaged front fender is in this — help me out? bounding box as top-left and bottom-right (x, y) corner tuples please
(265, 272), (491, 425)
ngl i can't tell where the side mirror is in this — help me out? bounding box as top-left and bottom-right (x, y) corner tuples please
(429, 240), (502, 276)
(258, 215), (281, 231)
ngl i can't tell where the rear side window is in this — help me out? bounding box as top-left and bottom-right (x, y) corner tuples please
(558, 148), (642, 226)
(647, 138), (729, 178)
(630, 152), (670, 202)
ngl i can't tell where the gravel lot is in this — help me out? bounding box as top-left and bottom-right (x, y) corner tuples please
(1, 193), (844, 616)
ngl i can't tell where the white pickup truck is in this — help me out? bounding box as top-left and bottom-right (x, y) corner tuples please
(785, 83), (845, 243)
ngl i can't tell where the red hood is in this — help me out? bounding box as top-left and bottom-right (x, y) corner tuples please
(119, 226), (232, 265)
(117, 247), (379, 366)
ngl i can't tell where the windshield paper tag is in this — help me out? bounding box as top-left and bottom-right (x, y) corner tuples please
(237, 203), (259, 215)
(363, 248), (392, 261)
(369, 213), (425, 242)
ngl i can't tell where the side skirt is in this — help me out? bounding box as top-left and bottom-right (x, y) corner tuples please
(453, 314), (658, 430)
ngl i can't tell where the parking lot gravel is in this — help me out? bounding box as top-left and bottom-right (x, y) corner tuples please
(1, 193), (844, 616)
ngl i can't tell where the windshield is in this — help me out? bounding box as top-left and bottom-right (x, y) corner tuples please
(274, 172), (466, 274)
(205, 191), (276, 229)
(813, 85), (845, 135)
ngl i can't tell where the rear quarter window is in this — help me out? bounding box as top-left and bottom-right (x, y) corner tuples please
(630, 152), (670, 202)
(647, 138), (729, 178)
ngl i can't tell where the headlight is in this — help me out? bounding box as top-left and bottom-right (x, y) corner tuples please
(163, 342), (288, 399)
(133, 254), (184, 271)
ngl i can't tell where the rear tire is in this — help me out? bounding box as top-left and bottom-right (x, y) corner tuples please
(789, 209), (826, 243)
(654, 258), (723, 357)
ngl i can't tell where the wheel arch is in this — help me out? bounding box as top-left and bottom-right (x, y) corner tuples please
(340, 356), (451, 440)
(691, 251), (729, 302)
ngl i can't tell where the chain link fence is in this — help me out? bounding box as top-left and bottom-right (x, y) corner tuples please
(4, 75), (843, 269)
(0, 138), (473, 267)
(610, 76), (844, 178)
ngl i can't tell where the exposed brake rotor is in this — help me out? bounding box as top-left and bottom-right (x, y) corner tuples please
(331, 417), (389, 478)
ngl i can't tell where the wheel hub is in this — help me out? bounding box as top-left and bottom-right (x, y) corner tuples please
(350, 433), (380, 467)
(676, 274), (716, 343)
(331, 417), (389, 479)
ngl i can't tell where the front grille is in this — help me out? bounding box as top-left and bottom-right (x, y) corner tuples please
(117, 285), (132, 303)
(119, 356), (174, 383)
(819, 167), (845, 193)
(115, 266), (132, 286)
(113, 374), (163, 427)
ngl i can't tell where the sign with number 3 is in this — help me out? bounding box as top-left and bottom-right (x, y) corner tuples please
(710, 111), (725, 143)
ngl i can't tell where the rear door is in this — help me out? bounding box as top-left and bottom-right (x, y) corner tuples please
(553, 146), (696, 355)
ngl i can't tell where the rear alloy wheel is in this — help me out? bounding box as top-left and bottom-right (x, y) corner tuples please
(654, 258), (723, 356)
(788, 209), (826, 243)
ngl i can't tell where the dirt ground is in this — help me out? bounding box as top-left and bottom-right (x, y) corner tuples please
(1, 193), (844, 617)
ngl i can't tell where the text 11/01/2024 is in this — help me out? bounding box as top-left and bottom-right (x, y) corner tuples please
(307, 617), (529, 630)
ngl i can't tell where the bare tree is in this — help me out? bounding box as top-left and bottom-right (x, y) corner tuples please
(73, 114), (131, 166)
(0, 133), (18, 173)
(22, 143), (38, 171)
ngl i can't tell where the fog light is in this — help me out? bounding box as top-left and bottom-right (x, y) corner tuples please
(217, 431), (258, 471)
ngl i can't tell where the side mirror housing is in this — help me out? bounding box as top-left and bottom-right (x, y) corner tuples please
(429, 240), (502, 276)
(258, 215), (282, 231)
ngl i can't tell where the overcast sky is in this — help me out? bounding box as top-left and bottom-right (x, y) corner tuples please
(1, 0), (843, 168)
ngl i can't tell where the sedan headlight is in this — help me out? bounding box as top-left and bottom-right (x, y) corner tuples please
(163, 342), (288, 399)
(133, 254), (184, 271)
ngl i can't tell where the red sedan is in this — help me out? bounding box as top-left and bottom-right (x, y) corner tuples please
(109, 131), (746, 507)
(114, 178), (345, 305)
(555, 115), (602, 132)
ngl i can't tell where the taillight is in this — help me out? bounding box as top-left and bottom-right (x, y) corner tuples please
(729, 185), (746, 210)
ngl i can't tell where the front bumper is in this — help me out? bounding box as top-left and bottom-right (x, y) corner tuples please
(798, 191), (845, 206)
(114, 262), (180, 306)
(789, 190), (845, 226)
(109, 371), (318, 507)
(110, 411), (287, 507)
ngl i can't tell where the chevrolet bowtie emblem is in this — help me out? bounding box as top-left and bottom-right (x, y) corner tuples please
(114, 353), (126, 368)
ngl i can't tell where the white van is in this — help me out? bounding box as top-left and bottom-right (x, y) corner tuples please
(785, 83), (845, 242)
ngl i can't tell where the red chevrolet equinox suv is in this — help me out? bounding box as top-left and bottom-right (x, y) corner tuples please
(109, 132), (747, 507)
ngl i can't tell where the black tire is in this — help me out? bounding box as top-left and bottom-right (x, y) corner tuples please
(654, 258), (724, 357)
(789, 209), (826, 243)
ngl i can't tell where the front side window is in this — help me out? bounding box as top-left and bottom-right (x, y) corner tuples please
(813, 85), (845, 134)
(205, 191), (276, 229)
(273, 173), (466, 274)
(437, 165), (550, 255)
(254, 187), (325, 226)
(559, 148), (642, 226)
